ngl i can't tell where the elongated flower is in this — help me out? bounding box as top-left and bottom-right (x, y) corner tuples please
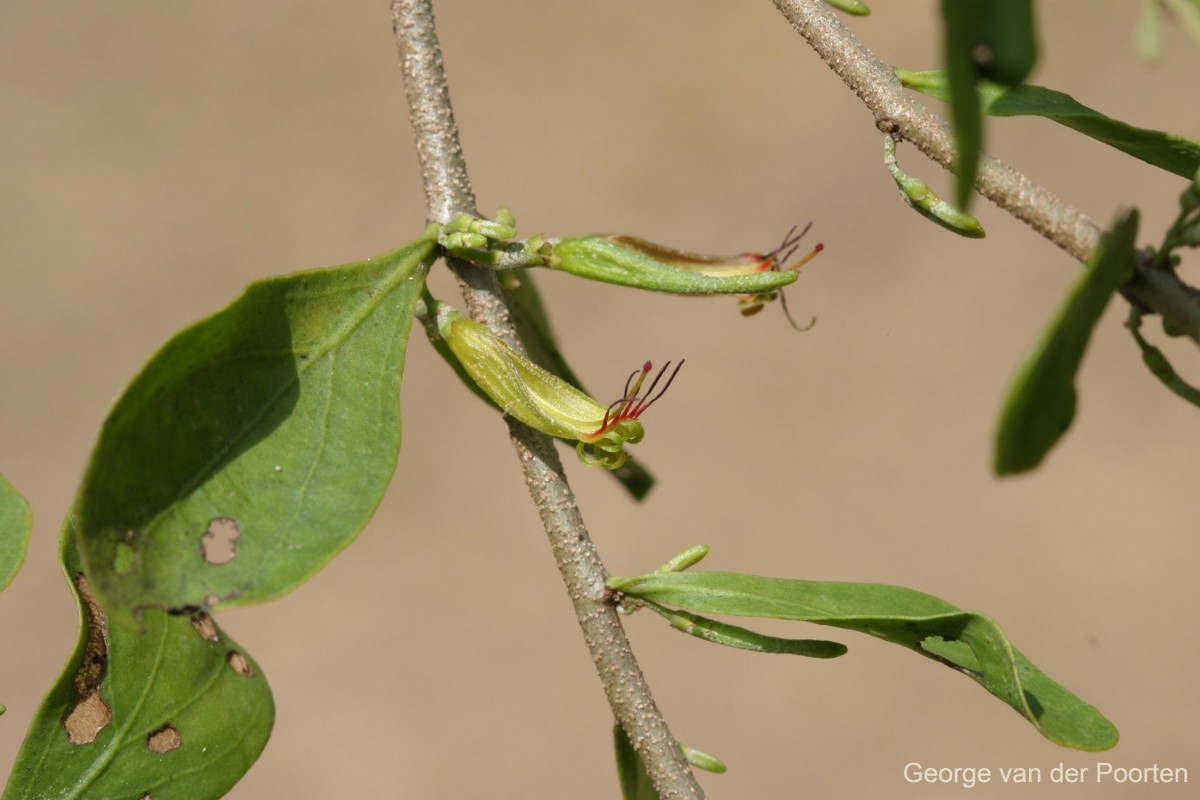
(554, 225), (823, 328)
(436, 304), (682, 469)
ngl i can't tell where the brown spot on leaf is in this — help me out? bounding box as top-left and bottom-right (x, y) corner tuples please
(139, 794), (152, 800)
(190, 611), (219, 642)
(199, 517), (240, 565)
(63, 574), (111, 744)
(227, 650), (253, 677)
(64, 691), (112, 745)
(146, 724), (181, 754)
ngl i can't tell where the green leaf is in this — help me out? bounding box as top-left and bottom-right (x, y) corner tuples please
(0, 473), (32, 592)
(613, 725), (659, 800)
(973, 0), (1038, 87)
(610, 570), (1118, 751)
(74, 236), (436, 621)
(940, 0), (985, 210)
(642, 600), (847, 659)
(897, 70), (1200, 180)
(501, 271), (655, 500)
(994, 211), (1139, 475)
(3, 528), (273, 800)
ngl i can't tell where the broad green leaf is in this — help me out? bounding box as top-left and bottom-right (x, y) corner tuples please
(3, 527), (273, 800)
(898, 70), (1200, 179)
(74, 235), (437, 621)
(0, 473), (32, 591)
(940, 0), (985, 210)
(501, 271), (655, 500)
(613, 725), (659, 800)
(610, 570), (1118, 751)
(994, 211), (1139, 475)
(642, 600), (847, 659)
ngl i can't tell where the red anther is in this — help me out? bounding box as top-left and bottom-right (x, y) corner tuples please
(592, 360), (685, 437)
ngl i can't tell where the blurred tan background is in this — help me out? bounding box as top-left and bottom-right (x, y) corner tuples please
(2, 1), (1198, 797)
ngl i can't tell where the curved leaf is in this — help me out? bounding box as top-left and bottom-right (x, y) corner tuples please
(74, 236), (436, 621)
(610, 570), (1117, 751)
(994, 211), (1139, 475)
(0, 473), (32, 592)
(3, 528), (273, 800)
(642, 600), (846, 659)
(898, 70), (1200, 179)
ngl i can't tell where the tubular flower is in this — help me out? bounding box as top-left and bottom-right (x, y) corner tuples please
(553, 225), (823, 329)
(436, 304), (682, 469)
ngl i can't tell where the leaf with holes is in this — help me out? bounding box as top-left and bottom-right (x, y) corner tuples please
(609, 570), (1118, 751)
(0, 473), (32, 592)
(3, 527), (273, 800)
(72, 233), (437, 621)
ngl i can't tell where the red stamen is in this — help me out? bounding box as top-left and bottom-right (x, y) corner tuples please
(592, 360), (685, 436)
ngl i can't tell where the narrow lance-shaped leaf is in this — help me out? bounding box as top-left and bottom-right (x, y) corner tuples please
(994, 210), (1139, 475)
(3, 524), (273, 800)
(74, 233), (437, 621)
(613, 724), (725, 800)
(897, 70), (1200, 180)
(0, 472), (32, 592)
(641, 600), (847, 659)
(613, 725), (659, 800)
(610, 570), (1118, 751)
(940, 0), (985, 210)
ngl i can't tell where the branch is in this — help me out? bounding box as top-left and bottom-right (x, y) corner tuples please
(390, 2), (705, 797)
(773, 0), (1200, 343)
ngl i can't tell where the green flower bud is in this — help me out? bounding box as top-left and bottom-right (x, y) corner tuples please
(883, 134), (986, 238)
(825, 0), (870, 16)
(436, 305), (682, 469)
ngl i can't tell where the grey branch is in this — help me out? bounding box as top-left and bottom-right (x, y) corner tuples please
(391, 1), (704, 797)
(773, 0), (1200, 343)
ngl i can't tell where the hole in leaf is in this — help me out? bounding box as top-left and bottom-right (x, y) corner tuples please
(146, 724), (181, 754)
(227, 650), (253, 677)
(64, 692), (112, 745)
(190, 611), (219, 642)
(199, 517), (241, 565)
